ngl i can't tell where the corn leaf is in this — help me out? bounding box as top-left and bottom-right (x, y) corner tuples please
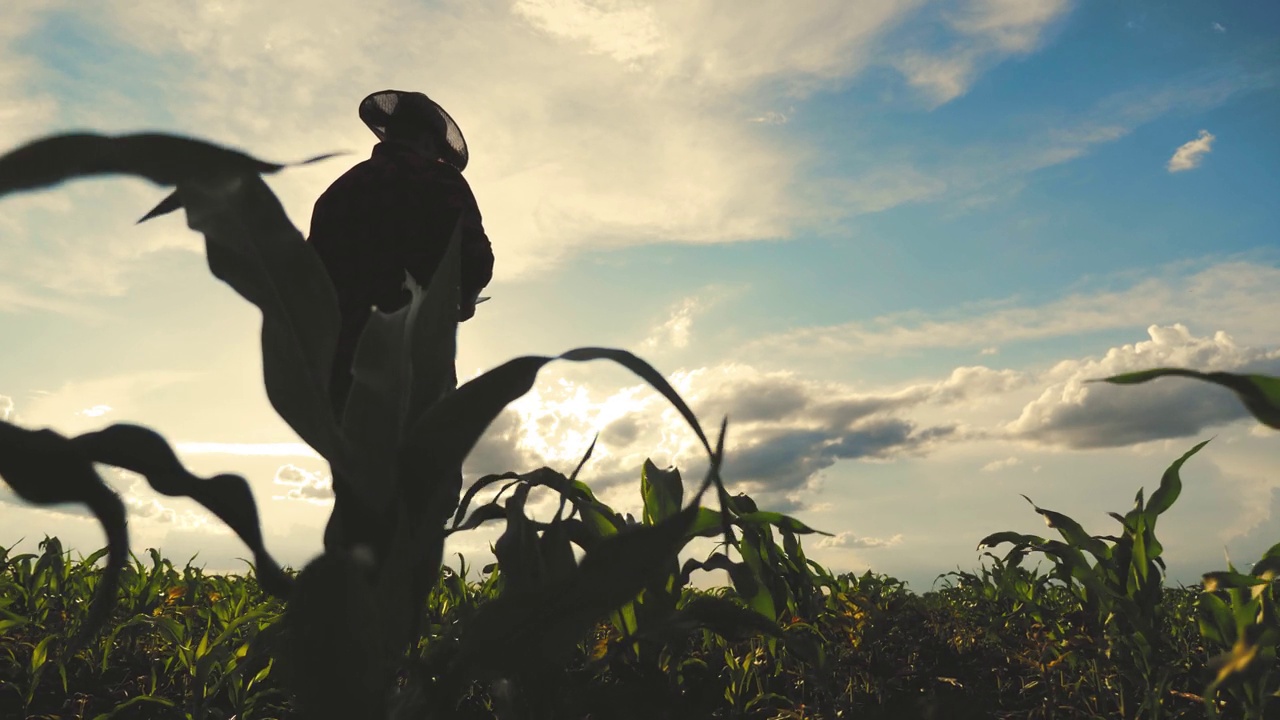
(1096, 369), (1280, 430)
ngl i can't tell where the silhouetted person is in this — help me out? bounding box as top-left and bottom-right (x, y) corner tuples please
(309, 89), (493, 417)
(307, 90), (493, 558)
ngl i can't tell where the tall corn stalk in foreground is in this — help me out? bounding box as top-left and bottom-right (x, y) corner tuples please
(0, 132), (825, 719)
(1095, 369), (1280, 719)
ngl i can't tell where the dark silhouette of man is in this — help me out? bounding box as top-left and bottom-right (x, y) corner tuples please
(307, 90), (493, 559)
(308, 89), (493, 417)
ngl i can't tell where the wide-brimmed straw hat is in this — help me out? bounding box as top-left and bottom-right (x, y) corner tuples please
(359, 89), (468, 171)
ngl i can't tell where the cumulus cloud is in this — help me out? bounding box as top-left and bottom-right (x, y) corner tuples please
(982, 456), (1021, 472)
(1211, 22), (1226, 33)
(0, 395), (12, 422)
(1168, 129), (1215, 173)
(458, 361), (1012, 513)
(641, 296), (700, 351)
(816, 531), (903, 549)
(7, 0), (923, 289)
(272, 464), (333, 504)
(1007, 324), (1280, 449)
(896, 0), (1071, 105)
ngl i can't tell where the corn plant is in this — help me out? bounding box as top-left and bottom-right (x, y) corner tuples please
(1099, 367), (1280, 718)
(0, 131), (814, 719)
(978, 441), (1207, 718)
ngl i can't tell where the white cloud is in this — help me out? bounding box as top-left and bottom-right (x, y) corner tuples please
(19, 0), (920, 287)
(641, 296), (700, 351)
(981, 347), (999, 356)
(1168, 129), (1215, 173)
(981, 456), (1021, 472)
(896, 0), (1072, 105)
(1006, 324), (1280, 448)
(272, 464), (332, 504)
(748, 108), (793, 125)
(512, 0), (666, 65)
(77, 404), (113, 418)
(951, 0), (1072, 53)
(0, 395), (12, 422)
(1211, 22), (1226, 34)
(15, 371), (200, 435)
(748, 261), (1280, 359)
(896, 52), (978, 106)
(816, 531), (903, 549)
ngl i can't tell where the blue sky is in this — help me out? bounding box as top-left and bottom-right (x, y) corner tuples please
(1, 0), (1278, 592)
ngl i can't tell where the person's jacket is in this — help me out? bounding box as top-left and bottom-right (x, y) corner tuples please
(307, 141), (494, 409)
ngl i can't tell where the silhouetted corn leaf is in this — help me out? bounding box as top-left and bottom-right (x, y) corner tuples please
(447, 504), (702, 683)
(1096, 369), (1280, 430)
(0, 421), (127, 656)
(0, 132), (337, 198)
(0, 133), (346, 468)
(399, 348), (716, 531)
(68, 423), (292, 597)
(405, 217), (462, 421)
(178, 176), (347, 470)
(735, 511), (831, 536)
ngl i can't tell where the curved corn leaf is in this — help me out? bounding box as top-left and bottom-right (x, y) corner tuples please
(734, 511), (831, 536)
(177, 175), (347, 470)
(1096, 369), (1280, 430)
(0, 132), (337, 198)
(1145, 439), (1208, 520)
(446, 503), (703, 684)
(67, 423), (292, 597)
(0, 421), (127, 656)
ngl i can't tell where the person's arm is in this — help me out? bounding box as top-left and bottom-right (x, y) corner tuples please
(456, 177), (493, 321)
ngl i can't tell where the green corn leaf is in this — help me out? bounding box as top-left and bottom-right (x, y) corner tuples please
(734, 511), (831, 536)
(687, 507), (726, 539)
(89, 695), (178, 720)
(664, 595), (784, 643)
(976, 531), (1048, 551)
(447, 504), (701, 683)
(1096, 369), (1280, 430)
(1198, 592), (1235, 646)
(1144, 440), (1208, 522)
(1203, 570), (1268, 592)
(1250, 542), (1280, 578)
(641, 460), (684, 526)
(1020, 495), (1111, 562)
(67, 424), (291, 597)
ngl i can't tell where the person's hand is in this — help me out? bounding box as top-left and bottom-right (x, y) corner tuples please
(458, 300), (477, 322)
